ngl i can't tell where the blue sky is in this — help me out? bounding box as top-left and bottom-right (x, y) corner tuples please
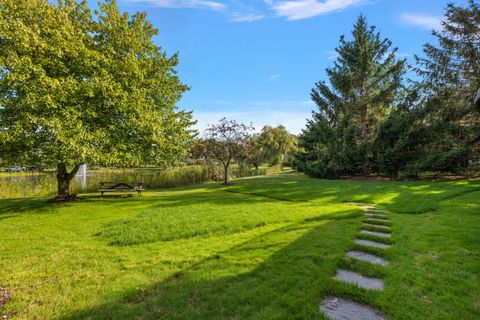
(116, 0), (457, 134)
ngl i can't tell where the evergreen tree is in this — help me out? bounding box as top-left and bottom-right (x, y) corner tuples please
(297, 15), (405, 177)
(373, 91), (432, 178)
(375, 1), (480, 178)
(412, 0), (480, 172)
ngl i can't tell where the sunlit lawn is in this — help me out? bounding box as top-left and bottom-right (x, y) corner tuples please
(0, 173), (479, 319)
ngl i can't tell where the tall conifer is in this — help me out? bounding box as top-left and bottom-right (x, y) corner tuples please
(297, 15), (405, 177)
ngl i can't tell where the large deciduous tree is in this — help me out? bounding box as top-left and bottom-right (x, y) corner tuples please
(0, 0), (194, 198)
(204, 118), (253, 185)
(297, 15), (405, 177)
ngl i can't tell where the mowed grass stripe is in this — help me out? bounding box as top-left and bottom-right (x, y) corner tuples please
(97, 188), (354, 246)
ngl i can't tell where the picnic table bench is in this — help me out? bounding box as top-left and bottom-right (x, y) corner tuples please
(99, 181), (144, 196)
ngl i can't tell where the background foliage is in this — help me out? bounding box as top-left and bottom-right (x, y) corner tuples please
(297, 3), (480, 179)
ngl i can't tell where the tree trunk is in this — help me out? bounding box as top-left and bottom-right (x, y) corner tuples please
(56, 163), (81, 198)
(360, 109), (369, 175)
(360, 111), (367, 145)
(221, 157), (232, 185)
(279, 154), (285, 170)
(223, 164), (229, 185)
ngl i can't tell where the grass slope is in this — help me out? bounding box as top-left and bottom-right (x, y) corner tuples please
(0, 173), (479, 319)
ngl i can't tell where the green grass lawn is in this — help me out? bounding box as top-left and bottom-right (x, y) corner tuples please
(1, 173), (479, 319)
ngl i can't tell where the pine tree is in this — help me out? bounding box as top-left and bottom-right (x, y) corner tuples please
(297, 15), (405, 177)
(374, 1), (480, 177)
(412, 0), (480, 172)
(373, 90), (432, 178)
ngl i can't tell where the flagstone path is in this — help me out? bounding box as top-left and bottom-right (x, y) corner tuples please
(320, 203), (394, 319)
(320, 296), (384, 320)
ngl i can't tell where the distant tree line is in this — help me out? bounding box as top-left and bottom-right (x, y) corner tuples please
(296, 1), (480, 179)
(191, 118), (297, 185)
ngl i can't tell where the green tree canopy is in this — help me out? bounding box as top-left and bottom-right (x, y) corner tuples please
(244, 135), (263, 170)
(257, 125), (297, 168)
(374, 0), (480, 178)
(0, 0), (194, 198)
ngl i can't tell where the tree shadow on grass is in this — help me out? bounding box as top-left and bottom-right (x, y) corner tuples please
(5, 175), (472, 247)
(228, 175), (480, 214)
(0, 214), (20, 221)
(0, 195), (148, 216)
(0, 198), (55, 215)
(59, 211), (377, 320)
(4, 175), (479, 319)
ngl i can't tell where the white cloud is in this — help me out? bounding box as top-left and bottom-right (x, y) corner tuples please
(126, 0), (225, 11)
(268, 74), (281, 81)
(399, 13), (442, 31)
(126, 1), (266, 23)
(326, 50), (339, 60)
(231, 13), (266, 22)
(268, 0), (371, 21)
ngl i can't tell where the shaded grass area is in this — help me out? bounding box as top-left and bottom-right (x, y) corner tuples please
(63, 219), (359, 320)
(0, 173), (479, 319)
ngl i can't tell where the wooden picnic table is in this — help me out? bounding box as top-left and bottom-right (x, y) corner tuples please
(99, 181), (144, 196)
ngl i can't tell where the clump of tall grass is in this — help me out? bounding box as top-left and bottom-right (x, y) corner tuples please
(0, 172), (57, 199)
(0, 164), (280, 199)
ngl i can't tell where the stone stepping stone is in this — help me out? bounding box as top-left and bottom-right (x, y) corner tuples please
(335, 269), (384, 290)
(320, 296), (384, 320)
(365, 218), (389, 225)
(360, 230), (391, 238)
(347, 250), (389, 266)
(365, 213), (388, 219)
(344, 202), (360, 205)
(355, 239), (391, 249)
(369, 210), (387, 214)
(363, 223), (390, 230)
(358, 205), (377, 210)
